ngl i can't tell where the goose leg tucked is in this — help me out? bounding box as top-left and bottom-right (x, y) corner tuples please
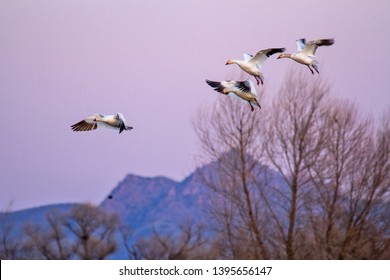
(254, 100), (261, 109)
(313, 64), (320, 74)
(258, 75), (264, 85)
(254, 75), (263, 85)
(307, 65), (314, 75)
(248, 101), (254, 111)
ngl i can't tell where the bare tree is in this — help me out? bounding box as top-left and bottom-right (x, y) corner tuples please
(0, 214), (17, 259)
(193, 95), (269, 259)
(24, 204), (119, 260)
(261, 72), (330, 259)
(194, 71), (390, 260)
(24, 212), (73, 259)
(300, 99), (368, 258)
(64, 204), (119, 259)
(336, 111), (390, 259)
(0, 204), (28, 259)
(119, 224), (138, 259)
(297, 99), (390, 260)
(126, 222), (211, 260)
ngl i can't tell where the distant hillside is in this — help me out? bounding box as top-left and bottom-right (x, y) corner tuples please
(0, 160), (287, 259)
(100, 170), (211, 235)
(0, 203), (77, 229)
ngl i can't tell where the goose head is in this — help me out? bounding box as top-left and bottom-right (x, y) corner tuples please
(277, 53), (290, 59)
(225, 59), (234, 65)
(93, 114), (103, 122)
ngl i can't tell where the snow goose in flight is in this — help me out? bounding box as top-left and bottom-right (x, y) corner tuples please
(277, 38), (335, 74)
(205, 79), (261, 111)
(225, 48), (285, 85)
(71, 113), (133, 134)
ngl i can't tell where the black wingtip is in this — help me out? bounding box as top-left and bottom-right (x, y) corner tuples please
(205, 79), (216, 85)
(205, 79), (225, 93)
(314, 38), (335, 46)
(70, 123), (79, 132)
(324, 38), (335, 45)
(266, 48), (287, 57)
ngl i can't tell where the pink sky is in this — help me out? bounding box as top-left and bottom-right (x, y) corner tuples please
(1, 0), (389, 210)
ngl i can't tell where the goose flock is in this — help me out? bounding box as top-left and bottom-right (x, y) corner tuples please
(205, 38), (335, 112)
(71, 37), (334, 132)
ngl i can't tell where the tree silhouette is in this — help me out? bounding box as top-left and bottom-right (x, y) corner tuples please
(24, 204), (119, 260)
(194, 71), (390, 259)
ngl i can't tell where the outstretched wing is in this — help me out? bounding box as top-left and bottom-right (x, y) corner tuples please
(234, 79), (257, 96)
(250, 48), (286, 68)
(242, 53), (253, 62)
(118, 120), (126, 134)
(71, 115), (98, 132)
(116, 113), (127, 134)
(205, 79), (229, 94)
(296, 38), (306, 52)
(244, 79), (257, 95)
(301, 38), (335, 56)
(234, 80), (253, 93)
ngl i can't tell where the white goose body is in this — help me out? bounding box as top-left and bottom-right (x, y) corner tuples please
(278, 38), (335, 74)
(226, 48), (285, 85)
(290, 52), (315, 66)
(205, 79), (261, 111)
(71, 113), (133, 134)
(229, 59), (262, 79)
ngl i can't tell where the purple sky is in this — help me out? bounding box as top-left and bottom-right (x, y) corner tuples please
(1, 0), (389, 211)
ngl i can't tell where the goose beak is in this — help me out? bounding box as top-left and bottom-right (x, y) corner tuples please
(225, 60), (231, 65)
(277, 54), (283, 59)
